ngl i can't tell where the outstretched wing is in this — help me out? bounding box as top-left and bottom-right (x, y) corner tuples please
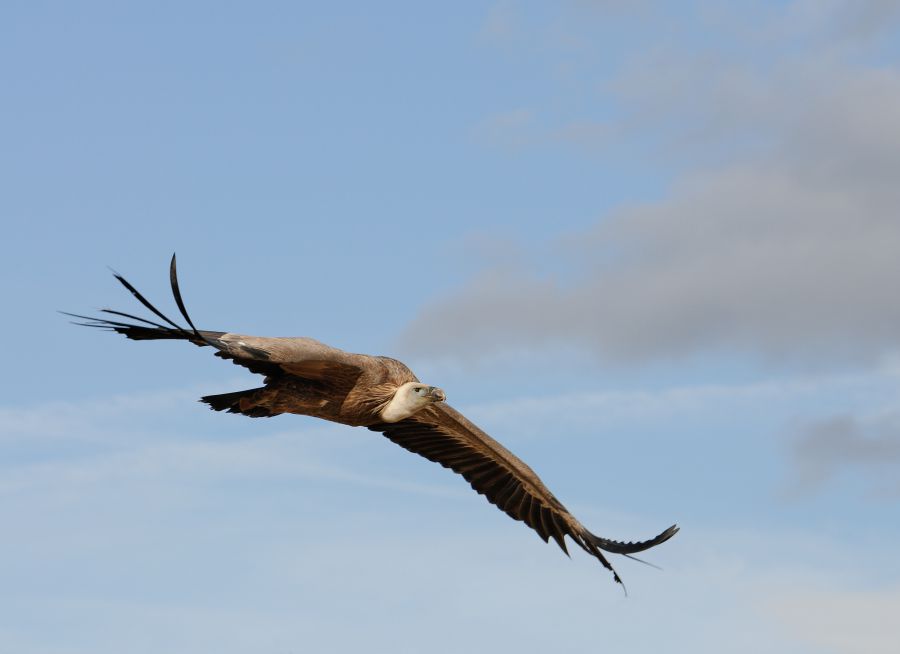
(65, 254), (367, 392)
(368, 403), (678, 587)
(210, 334), (366, 392)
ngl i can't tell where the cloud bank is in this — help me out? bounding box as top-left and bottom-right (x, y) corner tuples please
(402, 2), (900, 368)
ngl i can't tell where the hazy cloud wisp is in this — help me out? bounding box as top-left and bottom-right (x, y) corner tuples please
(790, 413), (900, 496)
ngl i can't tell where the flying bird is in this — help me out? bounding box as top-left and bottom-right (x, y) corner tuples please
(67, 255), (678, 588)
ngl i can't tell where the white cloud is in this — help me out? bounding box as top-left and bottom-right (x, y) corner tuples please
(4, 481), (895, 654)
(0, 385), (468, 500)
(767, 585), (900, 654)
(3, 381), (899, 652)
(407, 2), (900, 369)
(0, 386), (201, 443)
(473, 367), (896, 431)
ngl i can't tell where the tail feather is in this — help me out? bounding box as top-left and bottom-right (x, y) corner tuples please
(200, 387), (277, 418)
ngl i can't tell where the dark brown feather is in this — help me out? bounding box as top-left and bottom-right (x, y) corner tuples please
(368, 403), (678, 586)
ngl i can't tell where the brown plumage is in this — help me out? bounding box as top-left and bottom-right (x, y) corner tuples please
(67, 255), (678, 588)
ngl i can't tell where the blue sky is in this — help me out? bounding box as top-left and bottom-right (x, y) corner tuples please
(3, 2), (900, 652)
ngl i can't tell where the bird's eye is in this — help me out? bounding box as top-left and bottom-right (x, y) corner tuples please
(414, 387), (423, 394)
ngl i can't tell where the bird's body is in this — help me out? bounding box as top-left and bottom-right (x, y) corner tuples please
(68, 256), (678, 588)
(198, 333), (422, 425)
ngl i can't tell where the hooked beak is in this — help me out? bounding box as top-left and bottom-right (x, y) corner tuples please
(427, 386), (446, 402)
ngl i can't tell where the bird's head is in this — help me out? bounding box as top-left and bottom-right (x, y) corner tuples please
(380, 381), (446, 422)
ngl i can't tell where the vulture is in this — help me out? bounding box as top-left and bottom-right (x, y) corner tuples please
(67, 255), (678, 588)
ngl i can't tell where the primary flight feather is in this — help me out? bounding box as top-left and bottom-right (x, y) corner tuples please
(68, 255), (678, 588)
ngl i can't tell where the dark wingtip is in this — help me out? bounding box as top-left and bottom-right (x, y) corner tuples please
(59, 310), (115, 328)
(169, 255), (197, 330)
(657, 524), (679, 544)
(590, 523), (679, 555)
(107, 264), (187, 334)
(168, 254), (220, 349)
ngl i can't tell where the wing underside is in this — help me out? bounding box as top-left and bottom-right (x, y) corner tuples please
(369, 403), (678, 587)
